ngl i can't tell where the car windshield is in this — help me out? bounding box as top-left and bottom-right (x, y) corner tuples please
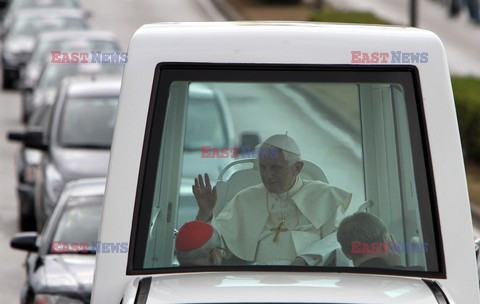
(58, 96), (118, 149)
(50, 197), (102, 254)
(30, 39), (120, 68)
(27, 104), (51, 128)
(11, 0), (78, 10)
(38, 63), (123, 90)
(9, 16), (86, 38)
(132, 68), (441, 277)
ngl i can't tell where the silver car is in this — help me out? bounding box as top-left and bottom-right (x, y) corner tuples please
(10, 177), (106, 304)
(20, 30), (122, 121)
(1, 8), (88, 89)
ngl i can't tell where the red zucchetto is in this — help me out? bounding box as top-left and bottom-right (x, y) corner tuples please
(175, 221), (214, 252)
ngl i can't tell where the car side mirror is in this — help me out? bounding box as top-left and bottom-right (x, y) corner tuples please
(10, 232), (38, 252)
(84, 9), (93, 19)
(7, 130), (26, 142)
(7, 129), (48, 151)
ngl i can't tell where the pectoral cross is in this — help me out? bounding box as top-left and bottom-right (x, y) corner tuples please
(271, 214), (288, 242)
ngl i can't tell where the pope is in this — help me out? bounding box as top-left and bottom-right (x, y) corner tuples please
(193, 133), (352, 266)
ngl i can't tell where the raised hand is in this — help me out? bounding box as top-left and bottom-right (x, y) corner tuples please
(192, 173), (217, 222)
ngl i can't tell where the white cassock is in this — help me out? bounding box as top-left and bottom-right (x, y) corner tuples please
(212, 177), (352, 265)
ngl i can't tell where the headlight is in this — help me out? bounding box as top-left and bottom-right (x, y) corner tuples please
(45, 163), (64, 206)
(23, 149), (42, 184)
(23, 66), (40, 87)
(34, 294), (84, 304)
(23, 165), (38, 184)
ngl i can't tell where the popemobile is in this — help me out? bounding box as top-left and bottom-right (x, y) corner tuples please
(91, 22), (480, 303)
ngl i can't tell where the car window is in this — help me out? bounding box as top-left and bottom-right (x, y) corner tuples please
(9, 16), (86, 37)
(50, 197), (102, 253)
(129, 65), (441, 277)
(38, 63), (123, 90)
(27, 104), (51, 128)
(58, 96), (118, 149)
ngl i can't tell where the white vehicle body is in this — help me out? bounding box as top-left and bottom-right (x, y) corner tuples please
(92, 22), (479, 303)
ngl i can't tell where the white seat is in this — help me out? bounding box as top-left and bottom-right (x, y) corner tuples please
(213, 158), (328, 216)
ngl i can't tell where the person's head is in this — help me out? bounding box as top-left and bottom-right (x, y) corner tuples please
(258, 134), (304, 194)
(337, 212), (389, 262)
(175, 221), (223, 266)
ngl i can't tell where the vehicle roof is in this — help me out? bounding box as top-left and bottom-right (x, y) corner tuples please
(36, 30), (118, 43)
(129, 21), (441, 66)
(64, 76), (122, 97)
(12, 8), (85, 19)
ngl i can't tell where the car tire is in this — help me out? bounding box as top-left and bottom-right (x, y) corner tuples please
(2, 68), (13, 90)
(19, 201), (37, 231)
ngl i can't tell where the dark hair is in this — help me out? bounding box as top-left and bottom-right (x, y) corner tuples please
(337, 212), (388, 258)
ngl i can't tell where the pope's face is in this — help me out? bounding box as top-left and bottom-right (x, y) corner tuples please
(259, 151), (303, 194)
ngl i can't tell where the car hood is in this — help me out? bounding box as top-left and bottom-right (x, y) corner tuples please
(42, 254), (95, 297)
(4, 36), (35, 54)
(142, 272), (439, 303)
(52, 147), (110, 181)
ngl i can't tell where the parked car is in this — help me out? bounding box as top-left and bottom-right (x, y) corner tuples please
(21, 76), (121, 231)
(10, 178), (106, 304)
(1, 8), (88, 89)
(29, 61), (123, 119)
(8, 103), (52, 231)
(19, 30), (122, 121)
(91, 22), (479, 303)
(1, 0), (83, 34)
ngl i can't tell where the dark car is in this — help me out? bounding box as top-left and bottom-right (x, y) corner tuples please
(30, 76), (121, 231)
(1, 8), (88, 89)
(20, 30), (122, 121)
(7, 103), (52, 231)
(10, 178), (106, 304)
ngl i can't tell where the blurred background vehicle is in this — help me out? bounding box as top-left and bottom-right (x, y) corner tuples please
(1, 0), (84, 31)
(20, 30), (122, 121)
(30, 76), (121, 231)
(30, 62), (123, 118)
(10, 178), (106, 304)
(7, 103), (52, 231)
(1, 8), (89, 89)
